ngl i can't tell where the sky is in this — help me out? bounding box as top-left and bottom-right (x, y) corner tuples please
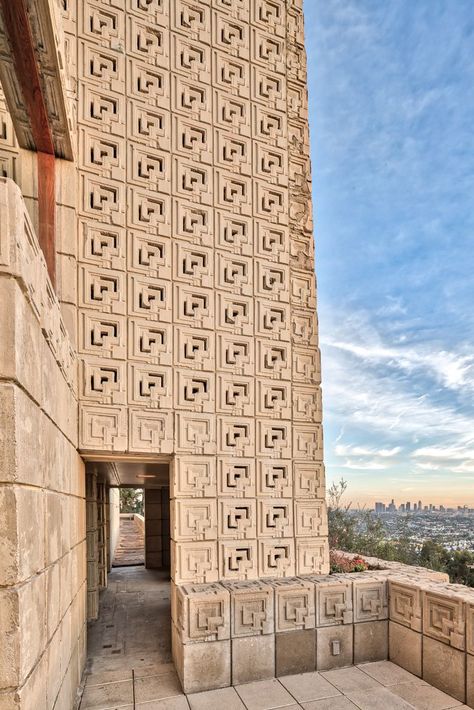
(304, 0), (474, 507)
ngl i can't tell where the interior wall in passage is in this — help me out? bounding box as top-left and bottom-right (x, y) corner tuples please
(109, 487), (120, 569)
(145, 487), (171, 571)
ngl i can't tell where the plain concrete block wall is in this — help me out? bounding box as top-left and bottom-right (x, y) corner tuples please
(0, 180), (85, 710)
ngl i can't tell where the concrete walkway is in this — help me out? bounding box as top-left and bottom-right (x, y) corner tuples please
(113, 517), (144, 567)
(80, 568), (469, 710)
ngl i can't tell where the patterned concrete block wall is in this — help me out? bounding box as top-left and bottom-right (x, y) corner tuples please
(73, 0), (328, 586)
(0, 179), (86, 710)
(0, 0), (330, 699)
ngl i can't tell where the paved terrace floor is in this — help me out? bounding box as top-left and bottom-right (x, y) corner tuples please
(80, 567), (470, 710)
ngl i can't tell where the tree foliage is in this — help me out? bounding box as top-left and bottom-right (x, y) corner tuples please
(119, 488), (143, 514)
(327, 478), (474, 587)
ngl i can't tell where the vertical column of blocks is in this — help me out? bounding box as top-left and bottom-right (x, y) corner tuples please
(86, 471), (99, 621)
(170, 1), (218, 589)
(78, 0), (128, 452)
(97, 481), (108, 589)
(127, 0), (174, 456)
(286, 1), (328, 576)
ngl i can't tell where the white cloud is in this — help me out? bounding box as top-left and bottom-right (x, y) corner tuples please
(321, 306), (474, 477)
(339, 458), (392, 471)
(412, 445), (474, 460)
(321, 330), (474, 394)
(335, 444), (401, 458)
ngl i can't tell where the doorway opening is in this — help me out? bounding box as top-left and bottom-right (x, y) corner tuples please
(113, 488), (145, 567)
(82, 459), (174, 687)
(112, 486), (171, 571)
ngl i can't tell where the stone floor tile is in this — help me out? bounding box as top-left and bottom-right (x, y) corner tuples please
(357, 661), (424, 687)
(346, 686), (415, 709)
(320, 667), (381, 694)
(136, 698), (190, 709)
(235, 678), (297, 710)
(134, 673), (184, 704)
(301, 698), (359, 710)
(279, 672), (342, 703)
(80, 679), (133, 709)
(390, 681), (463, 709)
(134, 662), (176, 678)
(84, 669), (133, 685)
(187, 686), (246, 710)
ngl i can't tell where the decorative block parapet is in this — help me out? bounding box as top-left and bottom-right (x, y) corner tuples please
(172, 554), (474, 699)
(0, 177), (76, 392)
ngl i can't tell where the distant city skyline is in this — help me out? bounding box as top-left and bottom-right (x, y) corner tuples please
(373, 498), (472, 513)
(305, 0), (474, 507)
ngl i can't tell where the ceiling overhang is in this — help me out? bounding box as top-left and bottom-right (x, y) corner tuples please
(0, 0), (74, 160)
(86, 460), (171, 488)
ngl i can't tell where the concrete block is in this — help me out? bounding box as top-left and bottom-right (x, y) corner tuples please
(0, 383), (44, 487)
(353, 579), (388, 622)
(146, 552), (163, 568)
(422, 589), (466, 650)
(15, 646), (48, 710)
(388, 579), (422, 631)
(19, 572), (46, 683)
(176, 582), (230, 643)
(316, 624), (353, 671)
(46, 627), (62, 707)
(0, 485), (44, 585)
(422, 635), (466, 703)
(275, 628), (316, 676)
(46, 562), (61, 642)
(231, 634), (275, 684)
(0, 486), (18, 586)
(45, 491), (63, 565)
(0, 588), (19, 689)
(388, 621), (422, 677)
(271, 577), (315, 631)
(0, 277), (43, 405)
(467, 653), (474, 709)
(315, 579), (353, 626)
(223, 579), (274, 636)
(173, 624), (230, 693)
(354, 620), (388, 663)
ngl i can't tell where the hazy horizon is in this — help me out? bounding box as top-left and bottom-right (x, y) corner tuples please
(305, 0), (474, 507)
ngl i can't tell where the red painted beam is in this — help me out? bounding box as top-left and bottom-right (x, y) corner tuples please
(0, 0), (56, 286)
(37, 152), (56, 283)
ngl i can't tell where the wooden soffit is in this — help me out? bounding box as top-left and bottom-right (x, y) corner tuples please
(0, 0), (74, 160)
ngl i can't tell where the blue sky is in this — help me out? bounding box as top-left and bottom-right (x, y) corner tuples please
(304, 0), (474, 506)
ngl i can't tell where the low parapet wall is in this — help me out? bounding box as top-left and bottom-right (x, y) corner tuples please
(133, 514), (145, 535)
(172, 554), (474, 707)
